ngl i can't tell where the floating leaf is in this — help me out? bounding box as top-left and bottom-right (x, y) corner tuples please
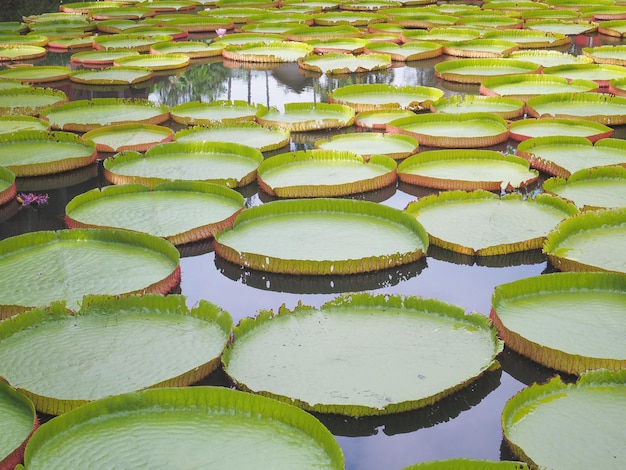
(480, 74), (599, 101)
(509, 118), (613, 142)
(363, 40), (442, 61)
(542, 63), (626, 88)
(482, 29), (570, 49)
(354, 109), (416, 129)
(404, 459), (528, 469)
(149, 40), (223, 58)
(329, 83), (443, 112)
(93, 33), (173, 52)
(170, 100), (258, 126)
(430, 95), (525, 120)
(256, 102), (354, 132)
(0, 165), (15, 206)
(82, 124), (173, 153)
(506, 49), (592, 67)
(442, 39), (518, 59)
(113, 53), (190, 71)
(222, 41), (313, 63)
(0, 380), (38, 470)
(315, 132), (418, 160)
(0, 88), (66, 116)
(69, 66), (153, 86)
(298, 52), (391, 75)
(175, 122), (289, 152)
(0, 66), (70, 84)
(526, 92), (626, 125)
(434, 58), (540, 84)
(0, 45), (46, 61)
(70, 48), (140, 66)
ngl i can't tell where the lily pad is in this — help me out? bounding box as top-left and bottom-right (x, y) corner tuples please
(0, 66), (70, 84)
(482, 29), (570, 49)
(214, 198), (429, 275)
(354, 109), (416, 129)
(543, 207), (626, 274)
(82, 124), (174, 153)
(222, 41), (314, 63)
(0, 228), (180, 319)
(434, 58), (540, 84)
(213, 33), (287, 47)
(502, 370), (626, 469)
(0, 45), (46, 61)
(40, 98), (170, 132)
(491, 272), (626, 374)
(311, 10), (386, 26)
(69, 66), (153, 86)
(89, 6), (156, 20)
(542, 63), (626, 87)
(161, 16), (236, 33)
(0, 294), (232, 414)
(104, 142), (263, 188)
(582, 44), (626, 66)
(404, 459), (528, 469)
(398, 149), (539, 191)
(93, 33), (174, 52)
(456, 15), (522, 30)
(0, 380), (38, 470)
(526, 92), (626, 125)
(0, 87), (66, 116)
(66, 182), (245, 245)
(175, 122), (289, 152)
(598, 19), (626, 37)
(0, 116), (48, 135)
(69, 48), (140, 66)
(442, 39), (518, 58)
(0, 130), (96, 177)
(430, 95), (525, 120)
(306, 38), (369, 54)
(516, 136), (626, 177)
(524, 19), (598, 36)
(223, 293), (502, 416)
(402, 27), (480, 43)
(284, 25), (363, 41)
(315, 132), (418, 160)
(386, 112), (509, 148)
(257, 149), (397, 197)
(0, 165), (15, 206)
(0, 35), (48, 47)
(298, 52), (391, 75)
(405, 190), (577, 256)
(507, 49), (593, 67)
(543, 166), (626, 211)
(22, 386), (343, 469)
(46, 35), (95, 50)
(113, 53), (190, 71)
(328, 83), (444, 112)
(479, 74), (599, 101)
(509, 118), (613, 142)
(149, 40), (223, 58)
(256, 102), (354, 132)
(363, 40), (442, 61)
(170, 100), (258, 126)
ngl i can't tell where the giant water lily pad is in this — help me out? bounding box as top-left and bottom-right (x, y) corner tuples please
(542, 63), (626, 88)
(66, 182), (245, 245)
(524, 19), (598, 36)
(386, 112), (509, 148)
(113, 53), (190, 71)
(0, 66), (70, 84)
(404, 460), (528, 469)
(442, 39), (518, 59)
(0, 87), (66, 116)
(22, 386), (343, 469)
(582, 44), (626, 66)
(93, 33), (173, 52)
(257, 149), (397, 197)
(149, 40), (222, 58)
(516, 137), (626, 177)
(0, 229), (180, 319)
(402, 27), (479, 43)
(328, 83), (444, 112)
(506, 49), (592, 68)
(284, 25), (362, 41)
(509, 118), (613, 142)
(526, 92), (626, 125)
(0, 116), (48, 135)
(354, 109), (416, 129)
(598, 19), (626, 37)
(430, 95), (525, 120)
(69, 66), (153, 85)
(315, 132), (418, 160)
(82, 124), (174, 153)
(398, 149), (538, 191)
(298, 52), (391, 74)
(256, 102), (354, 132)
(434, 58), (540, 84)
(0, 295), (232, 414)
(491, 272), (626, 374)
(543, 207), (626, 274)
(70, 48), (140, 66)
(104, 141), (263, 188)
(305, 37), (369, 54)
(0, 380), (38, 469)
(222, 41), (314, 63)
(213, 33), (288, 47)
(170, 100), (258, 126)
(0, 165), (15, 206)
(543, 166), (626, 211)
(0, 45), (46, 61)
(0, 35), (48, 47)
(223, 293), (502, 416)
(175, 122), (289, 152)
(502, 370), (626, 469)
(0, 130), (96, 177)
(482, 29), (570, 49)
(363, 40), (442, 61)
(40, 98), (170, 132)
(479, 74), (599, 101)
(406, 190), (578, 256)
(214, 198), (428, 274)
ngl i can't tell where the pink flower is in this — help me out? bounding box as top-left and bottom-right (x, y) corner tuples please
(17, 193), (48, 207)
(216, 28), (227, 38)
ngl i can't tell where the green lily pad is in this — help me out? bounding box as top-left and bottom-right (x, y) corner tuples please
(0, 80), (30, 91)
(479, 74), (599, 101)
(306, 38), (369, 54)
(0, 380), (38, 470)
(516, 137), (626, 177)
(70, 48), (140, 66)
(0, 165), (15, 206)
(213, 33), (288, 47)
(0, 130), (96, 177)
(256, 102), (354, 132)
(257, 149), (397, 197)
(0, 228), (180, 319)
(402, 27), (480, 43)
(442, 39), (518, 58)
(95, 19), (161, 34)
(175, 122), (289, 152)
(298, 52), (391, 75)
(40, 98), (170, 132)
(482, 29), (570, 49)
(214, 198), (428, 274)
(170, 100), (258, 126)
(149, 40), (223, 58)
(507, 49), (593, 68)
(22, 386), (343, 469)
(544, 166), (626, 211)
(405, 190), (578, 256)
(122, 26), (188, 41)
(69, 66), (153, 86)
(82, 124), (174, 153)
(93, 33), (173, 52)
(242, 22), (310, 35)
(404, 459), (528, 469)
(61, 1), (123, 13)
(284, 25), (363, 41)
(0, 45), (46, 61)
(583, 44), (626, 66)
(328, 83), (444, 112)
(66, 182), (245, 245)
(0, 66), (70, 84)
(0, 35), (48, 47)
(398, 149), (538, 191)
(104, 141), (263, 188)
(542, 63), (626, 87)
(434, 58), (540, 84)
(509, 118), (613, 142)
(311, 10), (387, 26)
(89, 6), (156, 20)
(525, 19), (598, 36)
(138, 0), (198, 13)
(222, 41), (314, 62)
(386, 11), (458, 29)
(315, 132), (418, 160)
(0, 116), (48, 135)
(354, 109), (416, 129)
(599, 19), (626, 37)
(161, 16), (235, 33)
(543, 207), (626, 274)
(0, 294), (232, 414)
(430, 95), (525, 120)
(47, 35), (95, 50)
(457, 15), (522, 30)
(526, 92), (626, 125)
(502, 370), (626, 469)
(223, 293), (502, 416)
(386, 112), (509, 148)
(491, 272), (626, 374)
(113, 53), (190, 71)
(363, 40), (442, 61)
(0, 87), (66, 116)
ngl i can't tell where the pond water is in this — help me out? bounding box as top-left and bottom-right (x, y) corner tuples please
(1, 12), (624, 470)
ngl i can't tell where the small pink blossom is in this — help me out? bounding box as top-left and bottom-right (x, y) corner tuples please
(216, 28), (227, 38)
